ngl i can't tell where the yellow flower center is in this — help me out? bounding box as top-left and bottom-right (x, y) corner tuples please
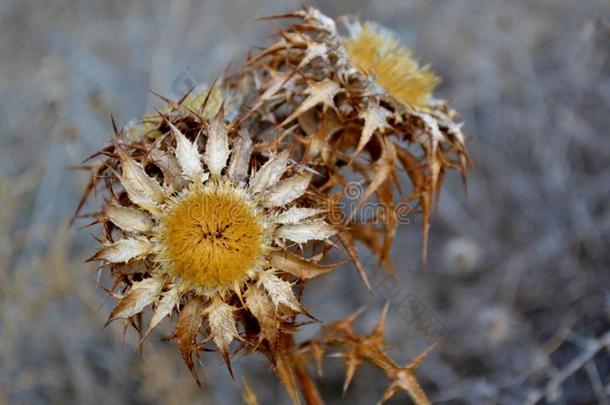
(159, 185), (266, 289)
(343, 24), (439, 107)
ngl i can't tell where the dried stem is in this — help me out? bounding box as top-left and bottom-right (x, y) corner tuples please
(293, 351), (324, 405)
(526, 330), (610, 405)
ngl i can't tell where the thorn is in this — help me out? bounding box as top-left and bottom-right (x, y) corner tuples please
(373, 302), (391, 338)
(255, 10), (304, 21)
(110, 114), (121, 138)
(222, 351), (235, 380)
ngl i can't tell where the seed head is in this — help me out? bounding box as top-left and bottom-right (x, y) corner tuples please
(82, 88), (341, 381)
(225, 6), (470, 271)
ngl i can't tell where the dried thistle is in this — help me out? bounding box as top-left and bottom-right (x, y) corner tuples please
(80, 87), (343, 390)
(226, 6), (470, 272)
(77, 7), (471, 404)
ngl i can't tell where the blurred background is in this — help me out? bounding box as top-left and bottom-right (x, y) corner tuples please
(1, 0), (609, 404)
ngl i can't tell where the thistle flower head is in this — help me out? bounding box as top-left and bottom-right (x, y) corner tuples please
(84, 89), (340, 381)
(77, 8), (469, 403)
(343, 21), (439, 107)
(158, 182), (268, 291)
(225, 6), (470, 275)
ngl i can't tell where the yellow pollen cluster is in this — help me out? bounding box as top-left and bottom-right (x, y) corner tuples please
(159, 185), (265, 289)
(343, 24), (439, 107)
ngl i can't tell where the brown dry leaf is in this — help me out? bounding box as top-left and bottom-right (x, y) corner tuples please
(337, 230), (371, 290)
(303, 304), (434, 405)
(295, 42), (329, 72)
(278, 79), (341, 128)
(274, 350), (302, 405)
(302, 110), (342, 163)
(275, 207), (322, 225)
(244, 284), (279, 345)
(354, 105), (392, 160)
(341, 349), (362, 394)
(350, 224), (396, 276)
(396, 143), (433, 261)
(378, 368), (430, 405)
(176, 298), (207, 384)
(353, 137), (397, 216)
(228, 132), (253, 182)
(377, 343), (437, 405)
(395, 144), (425, 192)
(147, 146), (186, 190)
(376, 178), (398, 263)
(270, 250), (343, 280)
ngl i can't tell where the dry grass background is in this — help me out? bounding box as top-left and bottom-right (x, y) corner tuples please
(1, 0), (609, 404)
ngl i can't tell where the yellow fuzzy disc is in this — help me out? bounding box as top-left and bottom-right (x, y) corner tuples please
(344, 23), (439, 107)
(159, 184), (265, 289)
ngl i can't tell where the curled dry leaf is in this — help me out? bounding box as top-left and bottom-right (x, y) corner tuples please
(337, 230), (371, 290)
(302, 305), (434, 405)
(270, 250), (343, 280)
(355, 105), (392, 159)
(354, 137), (397, 215)
(273, 345), (302, 405)
(147, 147), (186, 190)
